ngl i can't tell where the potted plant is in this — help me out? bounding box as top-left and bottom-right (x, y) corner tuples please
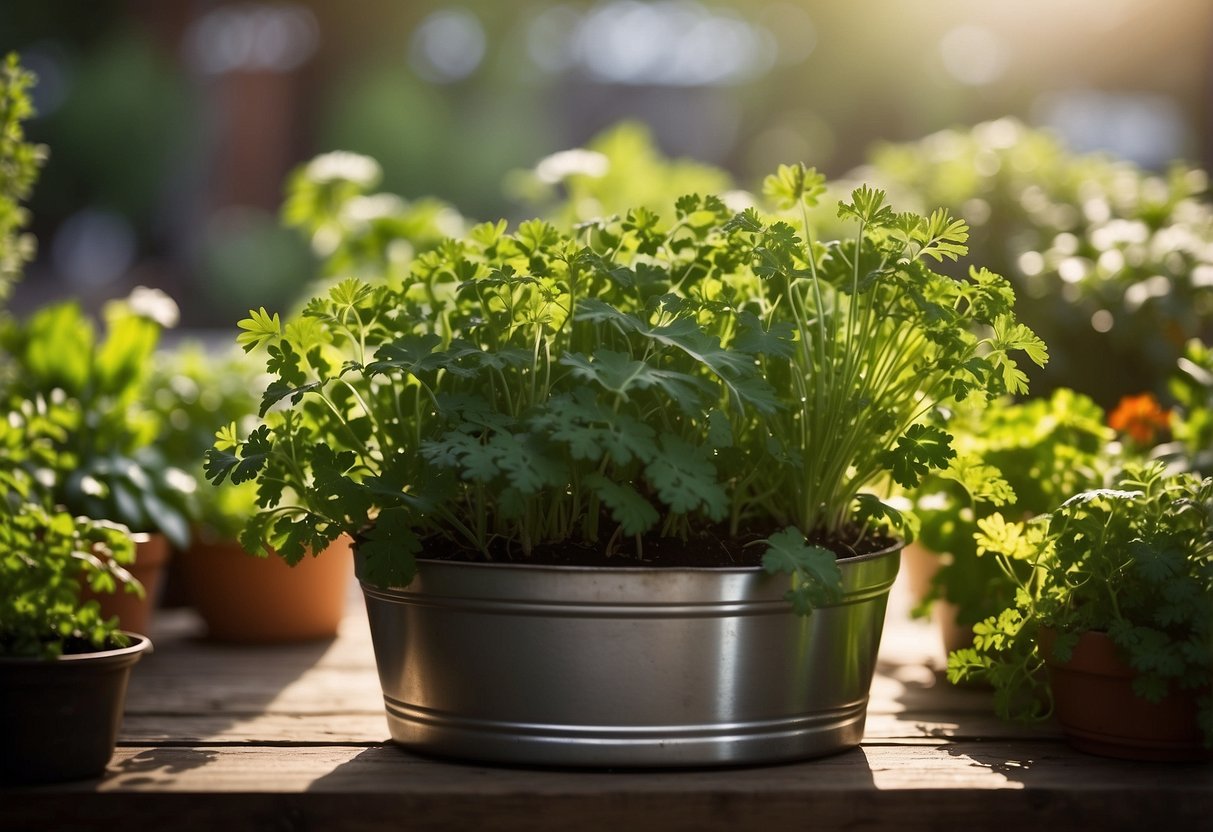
(152, 344), (352, 642)
(207, 159), (1045, 766)
(947, 462), (1213, 760)
(0, 53), (150, 784)
(0, 395), (152, 783)
(907, 388), (1113, 655)
(0, 292), (195, 635)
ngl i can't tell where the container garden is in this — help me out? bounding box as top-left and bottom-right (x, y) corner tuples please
(948, 465), (1213, 759)
(0, 633), (151, 783)
(178, 534), (352, 643)
(208, 156), (1044, 765)
(0, 56), (152, 784)
(1039, 628), (1210, 762)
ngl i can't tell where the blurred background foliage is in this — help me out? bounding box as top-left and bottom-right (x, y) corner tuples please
(1, 0), (1211, 405)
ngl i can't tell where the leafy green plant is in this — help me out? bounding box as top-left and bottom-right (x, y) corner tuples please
(283, 150), (467, 288)
(207, 159), (1044, 614)
(0, 52), (141, 660)
(743, 165), (1047, 546)
(0, 291), (195, 549)
(150, 344), (265, 542)
(947, 463), (1213, 743)
(505, 121), (735, 228)
(0, 53), (46, 310)
(865, 118), (1213, 406)
(912, 389), (1113, 630)
(0, 396), (139, 659)
(1164, 339), (1213, 476)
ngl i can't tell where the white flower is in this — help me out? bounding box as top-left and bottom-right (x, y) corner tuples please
(126, 286), (179, 329)
(305, 151), (382, 187)
(534, 149), (609, 184)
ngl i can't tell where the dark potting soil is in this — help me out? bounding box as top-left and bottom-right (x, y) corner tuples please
(420, 522), (897, 569)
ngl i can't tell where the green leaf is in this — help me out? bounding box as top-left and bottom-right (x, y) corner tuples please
(237, 307), (282, 352)
(355, 507), (419, 587)
(643, 435), (727, 519)
(366, 333), (446, 377)
(762, 163), (826, 210)
(733, 311), (796, 360)
(853, 494), (913, 541)
(723, 207), (764, 234)
(260, 378), (325, 417)
(917, 209), (969, 262)
(760, 527), (843, 615)
(584, 473), (660, 536)
(560, 350), (711, 413)
(204, 425), (273, 486)
(993, 317), (1049, 368)
(838, 185), (895, 228)
(879, 423), (956, 489)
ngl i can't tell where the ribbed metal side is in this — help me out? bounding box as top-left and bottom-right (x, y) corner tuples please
(361, 544), (900, 767)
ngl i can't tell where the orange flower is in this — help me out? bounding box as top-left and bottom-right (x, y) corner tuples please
(1108, 393), (1171, 446)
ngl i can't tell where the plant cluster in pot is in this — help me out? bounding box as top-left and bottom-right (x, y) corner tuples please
(907, 388), (1113, 656)
(947, 463), (1213, 761)
(152, 345), (352, 643)
(0, 55), (150, 784)
(0, 292), (195, 635)
(207, 160), (1046, 766)
(0, 420), (150, 784)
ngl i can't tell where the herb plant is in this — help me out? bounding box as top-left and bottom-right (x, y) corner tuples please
(1, 396), (139, 659)
(1164, 339), (1213, 476)
(911, 389), (1112, 630)
(739, 165), (1047, 548)
(207, 160), (1044, 614)
(1, 292), (195, 549)
(0, 53), (140, 660)
(947, 463), (1213, 743)
(151, 344), (265, 542)
(0, 53), (45, 310)
(866, 118), (1213, 406)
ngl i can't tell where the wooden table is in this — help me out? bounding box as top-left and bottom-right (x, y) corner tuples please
(4, 575), (1210, 831)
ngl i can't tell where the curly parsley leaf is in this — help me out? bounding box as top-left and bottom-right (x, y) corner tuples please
(760, 527), (843, 616)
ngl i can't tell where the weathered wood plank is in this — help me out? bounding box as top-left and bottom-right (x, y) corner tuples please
(3, 744), (1207, 832)
(94, 742), (1190, 792)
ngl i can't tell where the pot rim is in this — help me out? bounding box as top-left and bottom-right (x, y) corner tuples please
(406, 537), (904, 576)
(0, 632), (152, 666)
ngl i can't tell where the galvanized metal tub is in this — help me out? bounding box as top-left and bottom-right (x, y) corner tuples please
(360, 542), (901, 767)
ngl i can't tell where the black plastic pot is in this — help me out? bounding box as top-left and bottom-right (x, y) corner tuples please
(0, 634), (151, 784)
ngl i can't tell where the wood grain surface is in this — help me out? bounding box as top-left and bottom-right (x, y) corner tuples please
(3, 571), (1209, 832)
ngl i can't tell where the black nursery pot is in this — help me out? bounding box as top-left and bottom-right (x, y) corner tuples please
(0, 634), (151, 784)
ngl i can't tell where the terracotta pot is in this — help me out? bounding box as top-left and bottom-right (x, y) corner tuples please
(899, 544), (975, 658)
(83, 533), (170, 637)
(900, 541), (940, 605)
(1040, 627), (1211, 762)
(176, 535), (353, 643)
(0, 634), (151, 784)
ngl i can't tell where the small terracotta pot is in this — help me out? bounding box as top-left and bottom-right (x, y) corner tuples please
(899, 544), (975, 658)
(83, 533), (170, 637)
(176, 535), (353, 643)
(1039, 627), (1211, 762)
(900, 542), (941, 606)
